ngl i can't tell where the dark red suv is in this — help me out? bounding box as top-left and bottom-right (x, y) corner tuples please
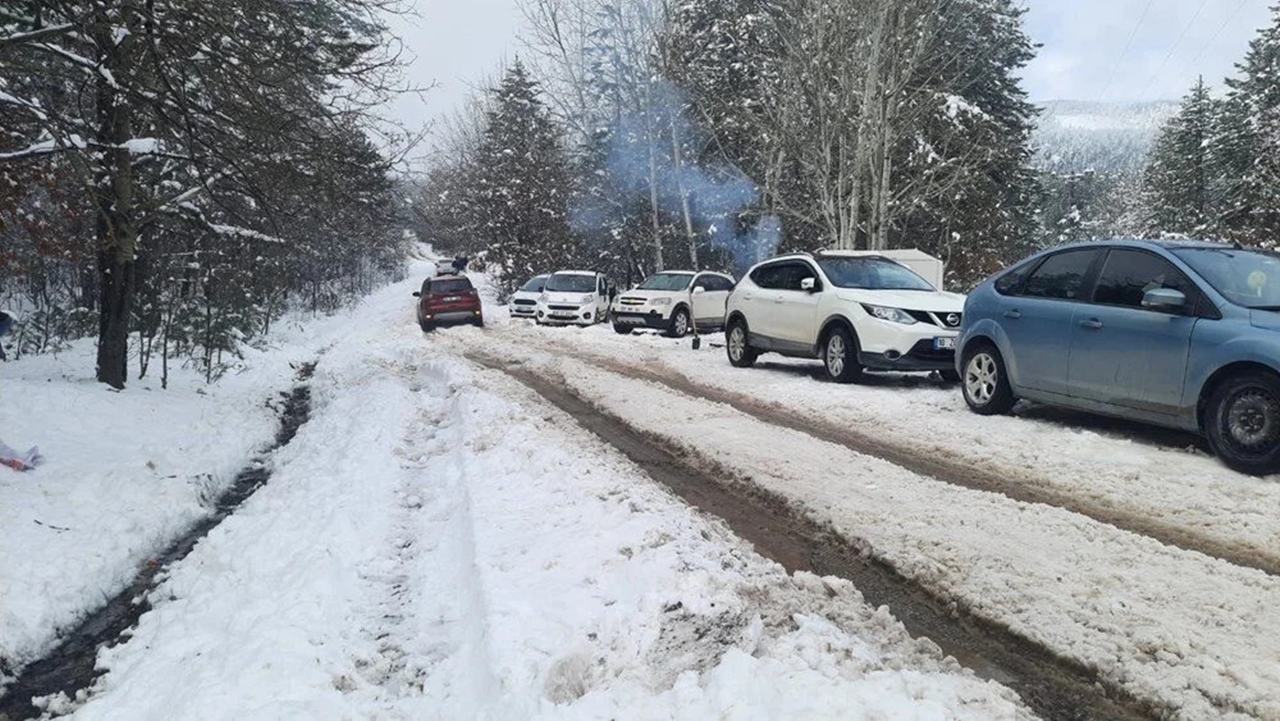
(414, 274), (484, 330)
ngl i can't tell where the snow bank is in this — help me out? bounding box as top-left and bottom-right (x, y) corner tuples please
(0, 276), (410, 686)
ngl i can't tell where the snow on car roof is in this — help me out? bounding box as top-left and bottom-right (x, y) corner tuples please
(550, 270), (598, 276)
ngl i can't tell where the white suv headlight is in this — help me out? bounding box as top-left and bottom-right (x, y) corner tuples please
(861, 304), (917, 325)
(651, 297), (672, 306)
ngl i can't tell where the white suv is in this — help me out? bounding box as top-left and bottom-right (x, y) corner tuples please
(536, 270), (615, 326)
(724, 251), (965, 382)
(611, 270), (735, 337)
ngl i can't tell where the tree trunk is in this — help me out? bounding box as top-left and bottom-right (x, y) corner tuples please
(92, 0), (139, 389)
(96, 251), (135, 389)
(670, 116), (699, 268)
(648, 130), (665, 271)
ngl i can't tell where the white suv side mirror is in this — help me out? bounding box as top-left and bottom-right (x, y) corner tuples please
(692, 286), (706, 295)
(800, 277), (817, 292)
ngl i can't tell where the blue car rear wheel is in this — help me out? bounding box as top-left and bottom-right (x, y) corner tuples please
(961, 342), (1015, 415)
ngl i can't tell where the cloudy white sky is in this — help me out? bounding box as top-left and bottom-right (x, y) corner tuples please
(385, 0), (1276, 131)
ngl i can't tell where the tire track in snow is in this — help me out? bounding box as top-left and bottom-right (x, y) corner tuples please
(461, 347), (1280, 720)
(349, 361), (500, 714)
(465, 352), (1153, 721)
(498, 332), (1280, 578)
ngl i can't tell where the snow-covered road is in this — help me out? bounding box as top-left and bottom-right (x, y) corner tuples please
(2, 264), (1030, 718)
(423, 285), (1280, 720)
(6, 256), (1279, 718)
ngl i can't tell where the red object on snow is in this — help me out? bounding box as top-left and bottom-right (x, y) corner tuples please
(0, 442), (40, 471)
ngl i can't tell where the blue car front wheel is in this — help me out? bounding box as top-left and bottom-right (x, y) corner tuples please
(1206, 371), (1280, 476)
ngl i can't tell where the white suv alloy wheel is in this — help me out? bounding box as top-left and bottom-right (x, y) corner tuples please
(825, 334), (847, 377)
(728, 325), (747, 361)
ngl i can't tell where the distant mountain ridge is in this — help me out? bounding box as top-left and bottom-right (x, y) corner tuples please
(1032, 99), (1178, 174)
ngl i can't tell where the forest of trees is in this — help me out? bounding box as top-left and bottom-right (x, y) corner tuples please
(1040, 9), (1280, 251)
(0, 0), (413, 387)
(416, 0), (1280, 302)
(9, 0), (1280, 384)
(414, 0), (1043, 296)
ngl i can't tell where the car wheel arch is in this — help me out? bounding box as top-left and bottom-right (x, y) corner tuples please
(1196, 361), (1280, 429)
(816, 316), (859, 356)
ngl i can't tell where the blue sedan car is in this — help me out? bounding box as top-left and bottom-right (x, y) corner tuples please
(957, 239), (1280, 475)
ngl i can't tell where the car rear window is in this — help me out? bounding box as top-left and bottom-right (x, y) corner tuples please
(1020, 249), (1100, 300)
(427, 278), (474, 293)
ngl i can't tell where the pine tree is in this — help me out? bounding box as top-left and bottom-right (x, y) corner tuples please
(472, 62), (578, 299)
(1209, 91), (1257, 241)
(890, 0), (1042, 286)
(1142, 77), (1216, 236)
(1221, 7), (1280, 245)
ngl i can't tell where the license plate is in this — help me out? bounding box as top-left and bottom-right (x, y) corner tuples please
(443, 295), (460, 302)
(933, 337), (956, 350)
(552, 313), (576, 319)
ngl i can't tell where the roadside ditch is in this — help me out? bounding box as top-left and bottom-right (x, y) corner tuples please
(0, 363), (316, 721)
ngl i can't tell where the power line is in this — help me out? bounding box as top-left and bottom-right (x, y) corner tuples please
(1188, 0), (1250, 70)
(1138, 0), (1212, 97)
(1094, 0), (1158, 103)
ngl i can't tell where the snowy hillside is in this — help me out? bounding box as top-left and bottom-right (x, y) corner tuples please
(1033, 99), (1178, 173)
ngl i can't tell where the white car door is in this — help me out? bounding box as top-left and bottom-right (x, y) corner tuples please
(774, 261), (824, 345)
(742, 263), (789, 340)
(593, 275), (609, 321)
(691, 273), (730, 327)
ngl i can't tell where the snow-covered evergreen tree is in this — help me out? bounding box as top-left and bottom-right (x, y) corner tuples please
(1142, 78), (1216, 236)
(473, 62), (578, 298)
(1220, 7), (1280, 245)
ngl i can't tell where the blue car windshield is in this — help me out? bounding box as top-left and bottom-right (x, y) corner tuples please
(545, 274), (596, 292)
(1173, 248), (1280, 309)
(817, 257), (935, 291)
(520, 276), (547, 292)
(638, 273), (693, 291)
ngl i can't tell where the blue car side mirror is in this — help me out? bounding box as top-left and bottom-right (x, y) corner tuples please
(1141, 288), (1186, 310)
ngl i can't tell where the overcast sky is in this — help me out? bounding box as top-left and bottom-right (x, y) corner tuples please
(385, 0), (1276, 132)
(1022, 0), (1274, 103)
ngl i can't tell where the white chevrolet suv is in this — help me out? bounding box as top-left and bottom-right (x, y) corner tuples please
(535, 270), (615, 326)
(724, 251), (965, 382)
(610, 270), (735, 337)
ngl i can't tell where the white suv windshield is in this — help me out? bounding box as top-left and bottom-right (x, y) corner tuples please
(520, 276), (547, 292)
(546, 274), (595, 292)
(817, 257), (934, 291)
(638, 273), (692, 291)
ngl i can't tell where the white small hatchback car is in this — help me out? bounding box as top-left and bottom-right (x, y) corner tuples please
(611, 270), (735, 337)
(509, 273), (548, 319)
(725, 251), (965, 382)
(536, 270), (615, 326)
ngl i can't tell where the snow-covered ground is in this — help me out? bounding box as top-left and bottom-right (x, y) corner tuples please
(1, 261), (1029, 718)
(0, 314), (328, 681)
(426, 287), (1280, 719)
(480, 315), (1280, 577)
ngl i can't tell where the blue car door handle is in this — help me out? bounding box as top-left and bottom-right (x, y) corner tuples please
(1079, 318), (1104, 329)
(1003, 309), (1022, 319)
